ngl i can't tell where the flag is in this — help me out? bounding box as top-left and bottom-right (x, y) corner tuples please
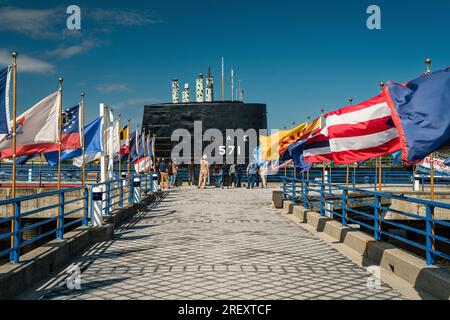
(61, 104), (81, 149)
(286, 140), (312, 172)
(392, 151), (402, 165)
(260, 130), (288, 161)
(384, 67), (450, 164)
(17, 153), (39, 165)
(444, 156), (450, 166)
(134, 131), (147, 173)
(0, 67), (11, 135)
(69, 117), (103, 167)
(326, 93), (400, 165)
(303, 127), (333, 163)
(43, 104), (81, 166)
(278, 117), (322, 155)
(0, 91), (60, 159)
(120, 125), (129, 155)
(129, 131), (138, 163)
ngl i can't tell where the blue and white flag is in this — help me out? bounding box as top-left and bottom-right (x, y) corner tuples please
(45, 116), (103, 167)
(391, 150), (402, 165)
(384, 67), (450, 164)
(0, 67), (11, 135)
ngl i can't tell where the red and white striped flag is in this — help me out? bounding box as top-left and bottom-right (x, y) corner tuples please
(326, 93), (400, 165)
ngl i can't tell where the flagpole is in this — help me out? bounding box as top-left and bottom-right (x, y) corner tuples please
(103, 104), (108, 185)
(118, 113), (122, 181)
(424, 57), (435, 201)
(81, 92), (86, 185)
(57, 77), (63, 190)
(10, 52), (18, 260)
(346, 98), (353, 188)
(321, 108), (326, 185)
(306, 116), (310, 181)
(378, 82), (385, 192)
(127, 119), (131, 177)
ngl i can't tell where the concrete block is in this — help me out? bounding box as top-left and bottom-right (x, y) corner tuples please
(342, 230), (374, 256)
(415, 267), (450, 300)
(292, 206), (309, 223)
(283, 201), (294, 214)
(272, 190), (283, 209)
(322, 220), (345, 241)
(306, 211), (331, 232)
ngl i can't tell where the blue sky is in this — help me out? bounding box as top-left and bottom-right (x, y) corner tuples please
(0, 0), (449, 130)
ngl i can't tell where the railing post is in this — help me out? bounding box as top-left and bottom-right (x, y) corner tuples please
(291, 177), (296, 205)
(105, 182), (110, 216)
(150, 171), (154, 193)
(341, 189), (348, 226)
(320, 184), (325, 216)
(10, 201), (21, 263)
(282, 177), (286, 200)
(89, 185), (94, 224)
(57, 192), (64, 239)
(128, 176), (134, 204)
(304, 181), (309, 209)
(373, 194), (381, 241)
(425, 204), (436, 265)
(119, 177), (124, 207)
(82, 187), (89, 226)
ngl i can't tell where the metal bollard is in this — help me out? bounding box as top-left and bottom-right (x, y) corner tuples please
(92, 187), (103, 226)
(133, 177), (141, 203)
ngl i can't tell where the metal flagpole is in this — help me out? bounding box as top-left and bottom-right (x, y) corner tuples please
(10, 52), (18, 261)
(346, 98), (353, 188)
(378, 82), (385, 192)
(81, 92), (86, 185)
(103, 104), (108, 185)
(320, 108), (325, 183)
(56, 77), (63, 239)
(127, 119), (131, 177)
(118, 113), (122, 181)
(306, 116), (310, 181)
(57, 77), (63, 190)
(221, 57), (225, 101)
(424, 57), (435, 201)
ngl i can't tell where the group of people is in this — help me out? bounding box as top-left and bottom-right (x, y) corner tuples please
(152, 156), (270, 190)
(197, 155), (269, 189)
(153, 158), (178, 189)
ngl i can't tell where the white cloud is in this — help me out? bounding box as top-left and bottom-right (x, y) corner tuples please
(0, 7), (61, 39)
(46, 39), (98, 59)
(0, 49), (54, 73)
(97, 84), (133, 94)
(89, 8), (158, 27)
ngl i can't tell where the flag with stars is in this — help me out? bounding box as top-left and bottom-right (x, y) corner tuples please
(61, 104), (82, 150)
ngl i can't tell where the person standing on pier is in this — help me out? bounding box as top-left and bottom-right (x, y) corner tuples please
(221, 161), (230, 189)
(159, 158), (169, 189)
(229, 163), (236, 188)
(259, 161), (268, 188)
(235, 163), (243, 188)
(198, 155), (209, 189)
(247, 161), (258, 189)
(188, 163), (195, 186)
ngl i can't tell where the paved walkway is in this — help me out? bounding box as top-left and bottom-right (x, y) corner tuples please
(35, 187), (404, 300)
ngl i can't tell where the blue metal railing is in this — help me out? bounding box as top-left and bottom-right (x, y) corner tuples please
(0, 186), (88, 263)
(282, 176), (450, 266)
(0, 172), (154, 264)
